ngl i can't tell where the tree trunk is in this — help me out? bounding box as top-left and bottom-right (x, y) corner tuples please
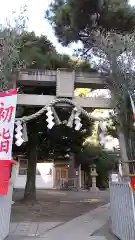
(118, 94), (135, 176)
(68, 153), (76, 179)
(24, 122), (38, 202)
(118, 130), (130, 176)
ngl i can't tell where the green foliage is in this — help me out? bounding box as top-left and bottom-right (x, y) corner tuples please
(74, 88), (91, 97)
(100, 0), (135, 32)
(37, 109), (94, 160)
(46, 0), (135, 46)
(106, 119), (117, 138)
(19, 31), (56, 69)
(20, 31), (70, 69)
(14, 105), (94, 161)
(79, 142), (118, 188)
(0, 7), (27, 91)
(90, 32), (135, 162)
(83, 142), (115, 166)
(19, 32), (94, 71)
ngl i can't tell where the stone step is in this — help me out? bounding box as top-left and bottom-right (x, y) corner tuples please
(22, 237), (107, 240)
(6, 236), (107, 240)
(89, 238), (107, 240)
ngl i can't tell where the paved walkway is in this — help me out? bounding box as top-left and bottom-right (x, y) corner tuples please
(11, 189), (109, 223)
(6, 204), (113, 240)
(92, 222), (118, 240)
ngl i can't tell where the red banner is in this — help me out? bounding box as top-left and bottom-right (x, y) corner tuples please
(0, 90), (17, 195)
(130, 176), (135, 192)
(0, 160), (11, 195)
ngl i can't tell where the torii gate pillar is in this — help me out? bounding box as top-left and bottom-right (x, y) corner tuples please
(56, 69), (75, 98)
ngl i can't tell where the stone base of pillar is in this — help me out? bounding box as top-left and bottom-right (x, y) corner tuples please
(90, 186), (100, 192)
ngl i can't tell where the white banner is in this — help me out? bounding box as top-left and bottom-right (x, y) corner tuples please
(0, 90), (17, 160)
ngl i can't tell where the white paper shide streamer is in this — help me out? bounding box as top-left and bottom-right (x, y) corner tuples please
(46, 106), (55, 129)
(15, 121), (24, 146)
(74, 108), (82, 131)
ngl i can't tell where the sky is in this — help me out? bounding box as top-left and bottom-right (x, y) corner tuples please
(0, 0), (134, 55)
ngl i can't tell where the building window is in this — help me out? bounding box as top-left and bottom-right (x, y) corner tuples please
(19, 168), (27, 175)
(19, 158), (28, 175)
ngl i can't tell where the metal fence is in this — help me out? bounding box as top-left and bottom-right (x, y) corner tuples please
(60, 177), (78, 190)
(109, 181), (135, 240)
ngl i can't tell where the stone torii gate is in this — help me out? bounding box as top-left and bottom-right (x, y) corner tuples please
(13, 68), (114, 109)
(12, 68), (128, 176)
